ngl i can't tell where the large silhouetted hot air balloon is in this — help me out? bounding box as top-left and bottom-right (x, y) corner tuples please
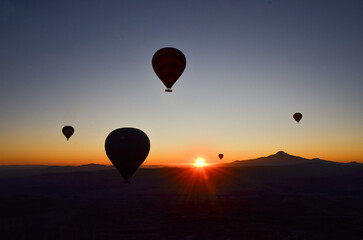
(105, 128), (150, 183)
(62, 126), (74, 141)
(152, 47), (186, 92)
(219, 154), (224, 160)
(293, 113), (303, 123)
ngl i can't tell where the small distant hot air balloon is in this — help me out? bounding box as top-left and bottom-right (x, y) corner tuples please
(219, 154), (224, 160)
(105, 128), (150, 184)
(152, 47), (186, 92)
(62, 126), (74, 141)
(293, 113), (303, 123)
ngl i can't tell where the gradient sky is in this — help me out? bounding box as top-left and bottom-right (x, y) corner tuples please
(1, 0), (362, 166)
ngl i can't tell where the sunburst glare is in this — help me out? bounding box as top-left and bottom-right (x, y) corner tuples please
(194, 157), (207, 167)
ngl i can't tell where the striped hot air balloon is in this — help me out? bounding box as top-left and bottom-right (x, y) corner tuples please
(152, 47), (186, 92)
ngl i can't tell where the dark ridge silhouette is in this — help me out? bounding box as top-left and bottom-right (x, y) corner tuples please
(141, 165), (170, 168)
(0, 164), (169, 179)
(45, 163), (112, 172)
(346, 161), (363, 166)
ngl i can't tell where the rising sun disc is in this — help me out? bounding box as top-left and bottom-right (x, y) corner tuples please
(194, 158), (206, 168)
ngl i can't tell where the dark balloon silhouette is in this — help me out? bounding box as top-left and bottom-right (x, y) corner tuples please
(105, 128), (150, 183)
(62, 126), (74, 141)
(219, 154), (224, 160)
(293, 113), (303, 123)
(152, 47), (186, 92)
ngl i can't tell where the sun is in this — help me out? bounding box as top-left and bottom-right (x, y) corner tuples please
(194, 158), (207, 168)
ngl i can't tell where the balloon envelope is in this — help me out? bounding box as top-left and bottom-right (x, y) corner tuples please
(293, 113), (303, 123)
(219, 154), (224, 160)
(105, 128), (150, 183)
(152, 47), (186, 92)
(62, 126), (74, 140)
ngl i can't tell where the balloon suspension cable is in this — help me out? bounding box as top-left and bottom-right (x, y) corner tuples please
(165, 88), (172, 92)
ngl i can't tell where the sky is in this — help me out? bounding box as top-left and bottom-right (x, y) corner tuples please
(0, 0), (362, 166)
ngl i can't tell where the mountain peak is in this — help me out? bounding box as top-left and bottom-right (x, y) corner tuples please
(225, 151), (307, 167)
(219, 152), (361, 168)
(275, 151), (289, 156)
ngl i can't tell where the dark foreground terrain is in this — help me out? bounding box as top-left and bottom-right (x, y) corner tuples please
(1, 164), (363, 239)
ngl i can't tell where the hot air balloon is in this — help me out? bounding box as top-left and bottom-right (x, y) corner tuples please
(105, 128), (150, 184)
(152, 47), (186, 92)
(62, 126), (74, 141)
(293, 113), (303, 123)
(218, 154), (224, 160)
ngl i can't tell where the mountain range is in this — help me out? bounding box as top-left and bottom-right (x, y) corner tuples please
(217, 151), (362, 167)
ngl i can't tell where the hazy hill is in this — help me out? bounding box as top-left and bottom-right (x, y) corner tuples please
(0, 164), (111, 178)
(0, 163), (169, 178)
(217, 151), (362, 167)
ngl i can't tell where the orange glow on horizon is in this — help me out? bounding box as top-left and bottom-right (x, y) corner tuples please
(1, 134), (363, 166)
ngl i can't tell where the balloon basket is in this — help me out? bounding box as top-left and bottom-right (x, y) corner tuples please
(165, 89), (172, 92)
